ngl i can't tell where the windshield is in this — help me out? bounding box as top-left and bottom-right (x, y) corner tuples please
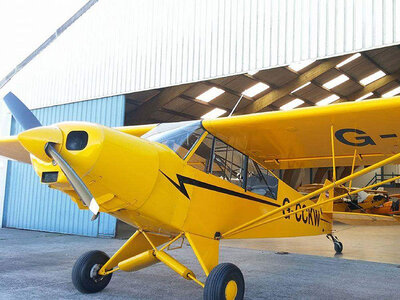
(143, 121), (204, 159)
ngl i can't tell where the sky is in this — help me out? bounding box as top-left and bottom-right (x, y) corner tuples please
(0, 0), (87, 80)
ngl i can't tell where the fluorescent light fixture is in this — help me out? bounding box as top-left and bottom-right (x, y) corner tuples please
(242, 82), (269, 97)
(280, 99), (305, 111)
(291, 82), (311, 94)
(201, 108), (227, 119)
(336, 53), (361, 68)
(323, 74), (349, 89)
(247, 70), (259, 76)
(316, 94), (340, 106)
(355, 92), (373, 102)
(288, 59), (316, 72)
(196, 87), (225, 102)
(360, 70), (386, 86)
(382, 86), (400, 98)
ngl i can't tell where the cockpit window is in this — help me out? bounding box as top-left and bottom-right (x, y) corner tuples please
(143, 121), (204, 159)
(247, 159), (278, 199)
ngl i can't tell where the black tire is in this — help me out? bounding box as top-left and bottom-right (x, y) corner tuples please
(203, 263), (245, 300)
(334, 241), (343, 254)
(72, 250), (112, 293)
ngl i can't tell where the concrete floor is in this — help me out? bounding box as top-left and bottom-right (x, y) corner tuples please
(223, 223), (400, 265)
(1, 227), (400, 299)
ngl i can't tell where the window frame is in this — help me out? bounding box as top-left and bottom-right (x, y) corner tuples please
(248, 159), (278, 199)
(184, 128), (278, 198)
(183, 131), (209, 162)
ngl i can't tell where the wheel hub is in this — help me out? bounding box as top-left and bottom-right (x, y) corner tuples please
(225, 280), (238, 300)
(90, 264), (103, 283)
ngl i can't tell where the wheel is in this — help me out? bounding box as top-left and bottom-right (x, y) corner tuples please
(72, 250), (112, 293)
(334, 241), (343, 254)
(203, 263), (245, 300)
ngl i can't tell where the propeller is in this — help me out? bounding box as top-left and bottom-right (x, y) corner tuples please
(3, 92), (99, 220)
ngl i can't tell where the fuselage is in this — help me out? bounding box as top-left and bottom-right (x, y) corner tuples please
(29, 121), (332, 239)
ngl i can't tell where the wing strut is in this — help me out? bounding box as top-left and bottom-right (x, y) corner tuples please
(348, 149), (357, 190)
(330, 126), (337, 181)
(222, 151), (400, 238)
(224, 174), (400, 237)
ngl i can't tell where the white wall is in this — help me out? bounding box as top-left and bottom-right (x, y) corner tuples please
(0, 103), (11, 227)
(2, 0), (400, 109)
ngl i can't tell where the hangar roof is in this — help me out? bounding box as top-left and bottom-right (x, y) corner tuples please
(1, 0), (400, 112)
(125, 45), (400, 124)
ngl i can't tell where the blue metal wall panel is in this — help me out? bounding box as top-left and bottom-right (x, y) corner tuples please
(2, 95), (125, 237)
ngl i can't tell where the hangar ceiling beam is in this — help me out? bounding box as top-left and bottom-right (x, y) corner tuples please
(179, 94), (230, 111)
(361, 51), (400, 94)
(203, 82), (255, 102)
(127, 83), (195, 124)
(283, 68), (351, 102)
(159, 108), (197, 120)
(237, 55), (347, 114)
(342, 70), (400, 102)
(243, 73), (315, 107)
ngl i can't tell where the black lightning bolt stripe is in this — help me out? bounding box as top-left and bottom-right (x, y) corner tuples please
(160, 170), (280, 207)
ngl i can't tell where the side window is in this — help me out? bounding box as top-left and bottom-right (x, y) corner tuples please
(210, 138), (245, 187)
(187, 134), (213, 172)
(246, 159), (278, 199)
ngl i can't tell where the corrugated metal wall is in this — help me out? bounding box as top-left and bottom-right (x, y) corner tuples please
(2, 95), (125, 237)
(1, 0), (400, 110)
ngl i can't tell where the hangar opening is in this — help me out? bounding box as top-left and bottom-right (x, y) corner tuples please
(115, 45), (400, 237)
(2, 0), (400, 239)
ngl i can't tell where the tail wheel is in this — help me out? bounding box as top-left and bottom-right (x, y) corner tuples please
(72, 250), (112, 293)
(334, 241), (343, 254)
(204, 263), (245, 300)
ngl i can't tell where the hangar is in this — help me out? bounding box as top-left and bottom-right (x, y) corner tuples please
(1, 0), (400, 237)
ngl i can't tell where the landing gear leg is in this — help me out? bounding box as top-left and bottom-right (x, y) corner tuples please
(326, 233), (343, 254)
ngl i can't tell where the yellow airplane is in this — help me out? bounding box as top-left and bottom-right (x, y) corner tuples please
(2, 92), (400, 299)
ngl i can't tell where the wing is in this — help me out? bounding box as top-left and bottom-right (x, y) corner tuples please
(203, 97), (400, 169)
(0, 136), (30, 163)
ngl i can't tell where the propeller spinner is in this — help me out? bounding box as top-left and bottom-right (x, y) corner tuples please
(3, 92), (100, 219)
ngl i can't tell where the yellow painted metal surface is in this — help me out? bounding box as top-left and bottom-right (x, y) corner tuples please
(185, 232), (219, 276)
(225, 280), (238, 300)
(18, 126), (63, 162)
(203, 97), (400, 169)
(182, 166), (332, 239)
(100, 231), (170, 273)
(118, 250), (158, 272)
(155, 250), (195, 279)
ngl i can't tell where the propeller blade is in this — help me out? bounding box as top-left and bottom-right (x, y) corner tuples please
(3, 92), (42, 130)
(46, 143), (99, 219)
